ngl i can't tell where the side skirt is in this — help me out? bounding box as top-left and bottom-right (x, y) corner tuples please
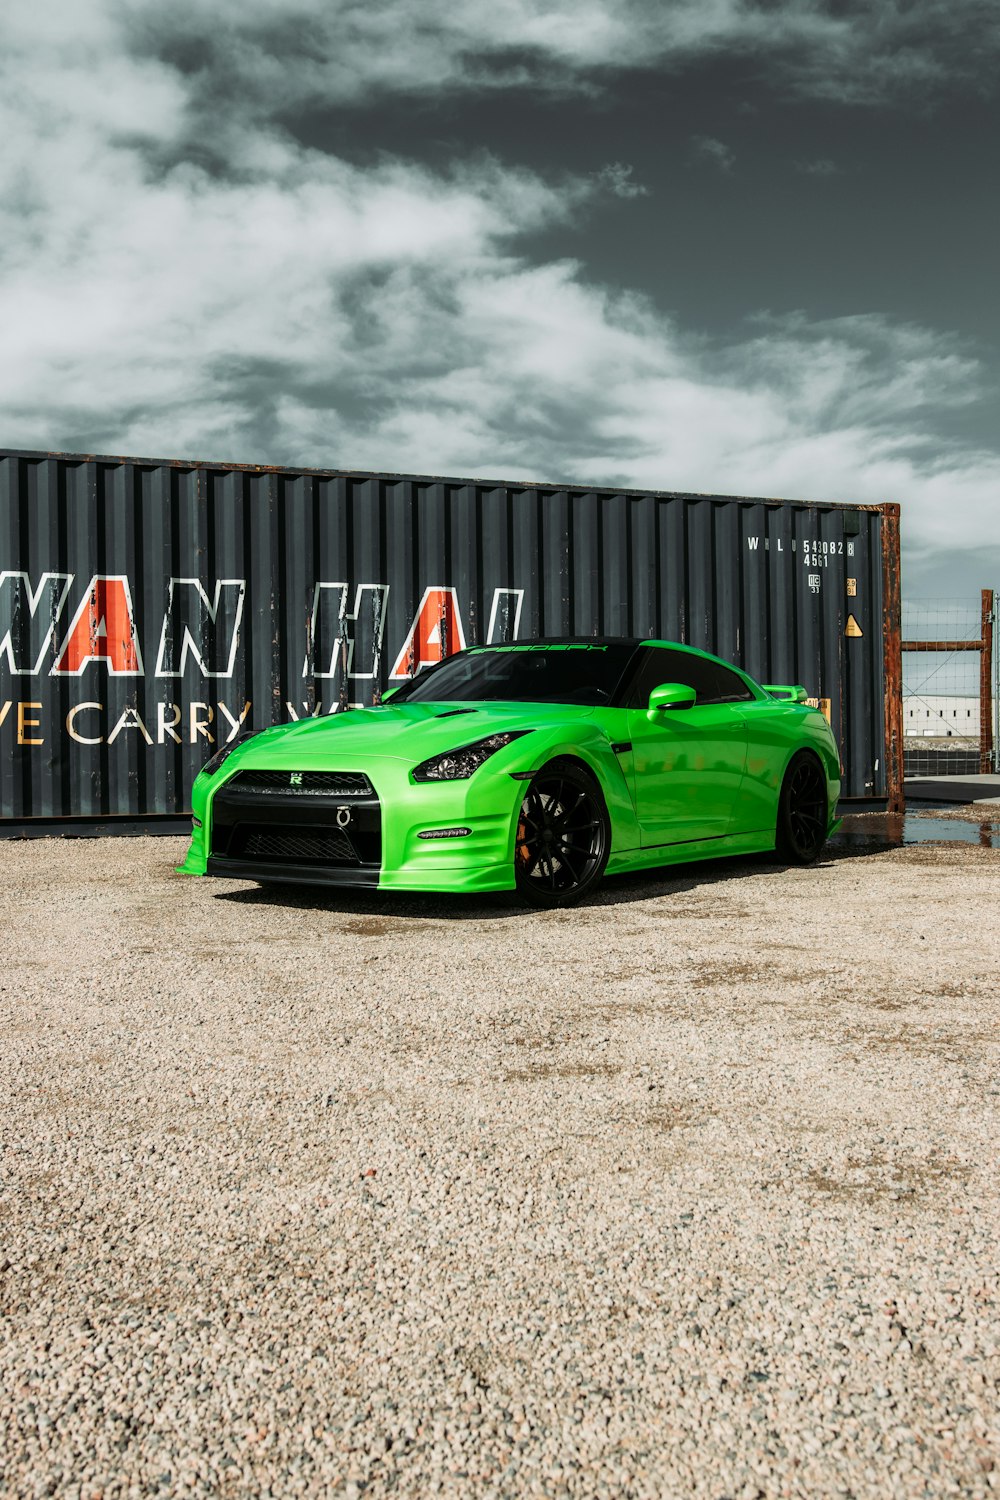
(606, 829), (776, 875)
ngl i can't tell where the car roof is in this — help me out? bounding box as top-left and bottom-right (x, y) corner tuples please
(465, 637), (714, 655)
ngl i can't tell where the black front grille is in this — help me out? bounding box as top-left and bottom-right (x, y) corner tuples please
(238, 827), (360, 864)
(209, 772), (382, 880)
(230, 770), (374, 796)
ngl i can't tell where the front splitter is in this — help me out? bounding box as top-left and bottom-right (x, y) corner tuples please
(205, 857), (381, 888)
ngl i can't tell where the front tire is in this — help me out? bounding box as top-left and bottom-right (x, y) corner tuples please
(513, 759), (610, 907)
(775, 751), (829, 865)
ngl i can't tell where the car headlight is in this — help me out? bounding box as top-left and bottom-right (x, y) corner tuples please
(412, 731), (531, 782)
(199, 728), (260, 778)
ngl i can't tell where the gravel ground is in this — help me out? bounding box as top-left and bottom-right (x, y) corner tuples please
(1, 823), (998, 1499)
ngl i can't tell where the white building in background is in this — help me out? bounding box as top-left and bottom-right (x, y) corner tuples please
(903, 694), (979, 738)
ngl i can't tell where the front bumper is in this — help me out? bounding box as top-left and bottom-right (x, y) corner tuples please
(178, 759), (522, 894)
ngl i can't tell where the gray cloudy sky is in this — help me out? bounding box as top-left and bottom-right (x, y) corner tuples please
(3, 0), (999, 595)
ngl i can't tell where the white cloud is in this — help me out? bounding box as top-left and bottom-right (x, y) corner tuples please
(691, 135), (736, 173)
(1, 0), (997, 591)
(595, 163), (649, 200)
(794, 157), (841, 176)
(116, 0), (1000, 109)
(9, 0), (990, 123)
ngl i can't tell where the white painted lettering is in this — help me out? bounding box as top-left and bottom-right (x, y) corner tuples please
(189, 702), (215, 743)
(17, 701), (43, 746)
(66, 702), (103, 745)
(154, 578), (246, 679)
(52, 575), (143, 676)
(486, 588), (524, 643)
(285, 701), (322, 721)
(0, 572), (74, 674)
(157, 702), (182, 744)
(217, 700), (253, 740)
(108, 706), (153, 746)
(304, 583), (389, 680)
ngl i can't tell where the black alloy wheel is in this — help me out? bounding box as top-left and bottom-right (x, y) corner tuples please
(775, 751), (829, 864)
(514, 758), (610, 907)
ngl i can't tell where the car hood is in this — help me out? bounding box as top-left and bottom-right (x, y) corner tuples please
(234, 700), (598, 767)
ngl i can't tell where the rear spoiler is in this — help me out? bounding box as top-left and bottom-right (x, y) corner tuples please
(763, 684), (809, 703)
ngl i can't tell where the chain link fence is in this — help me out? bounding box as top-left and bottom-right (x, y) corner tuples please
(903, 592), (996, 777)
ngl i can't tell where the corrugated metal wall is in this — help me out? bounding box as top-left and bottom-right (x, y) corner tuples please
(0, 449), (901, 825)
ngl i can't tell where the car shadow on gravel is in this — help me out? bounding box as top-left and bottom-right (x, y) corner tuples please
(212, 881), (526, 921)
(208, 812), (963, 921)
(209, 852), (831, 920)
(212, 861), (769, 919)
(583, 840), (889, 908)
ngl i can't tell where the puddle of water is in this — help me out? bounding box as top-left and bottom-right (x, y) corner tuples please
(834, 814), (1000, 852)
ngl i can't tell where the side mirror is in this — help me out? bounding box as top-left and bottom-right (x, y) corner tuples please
(379, 686), (399, 704)
(647, 682), (696, 721)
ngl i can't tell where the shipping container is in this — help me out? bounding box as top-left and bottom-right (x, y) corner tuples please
(0, 449), (903, 832)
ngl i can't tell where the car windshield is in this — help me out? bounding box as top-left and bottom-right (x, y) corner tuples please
(389, 643), (639, 706)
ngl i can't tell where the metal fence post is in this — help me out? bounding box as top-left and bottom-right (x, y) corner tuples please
(881, 504), (905, 812)
(995, 592), (1000, 773)
(983, 587), (996, 773)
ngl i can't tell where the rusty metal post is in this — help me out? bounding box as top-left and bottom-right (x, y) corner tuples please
(881, 504), (904, 812)
(980, 587), (994, 774)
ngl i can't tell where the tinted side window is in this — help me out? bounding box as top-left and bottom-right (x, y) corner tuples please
(628, 648), (753, 706)
(696, 658), (755, 703)
(627, 649), (692, 706)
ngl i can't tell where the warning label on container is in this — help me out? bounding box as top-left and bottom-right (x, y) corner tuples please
(845, 614), (864, 638)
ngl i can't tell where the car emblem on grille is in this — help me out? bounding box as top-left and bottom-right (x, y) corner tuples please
(289, 772), (303, 786)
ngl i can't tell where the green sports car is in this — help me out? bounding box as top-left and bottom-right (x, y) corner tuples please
(178, 638), (841, 906)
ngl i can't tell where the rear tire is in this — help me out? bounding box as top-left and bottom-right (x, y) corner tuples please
(513, 758), (610, 907)
(775, 751), (829, 865)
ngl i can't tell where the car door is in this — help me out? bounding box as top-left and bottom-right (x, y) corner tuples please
(624, 647), (751, 847)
